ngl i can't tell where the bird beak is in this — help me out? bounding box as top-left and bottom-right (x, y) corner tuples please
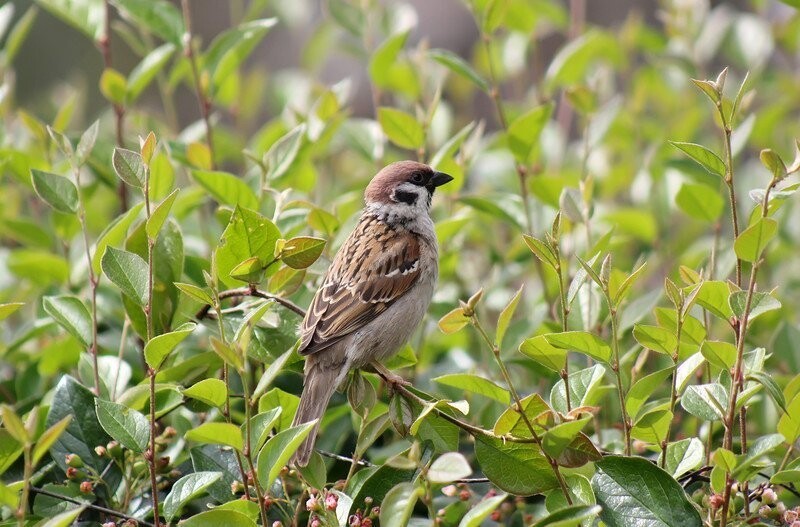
(430, 171), (454, 187)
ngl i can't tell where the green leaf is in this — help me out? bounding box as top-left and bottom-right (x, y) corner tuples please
(676, 183), (724, 222)
(544, 331), (611, 363)
(177, 509), (256, 527)
(146, 188), (180, 240)
(45, 376), (110, 472)
(95, 399), (150, 453)
(280, 236), (326, 269)
(631, 409), (672, 444)
(701, 340), (737, 370)
(76, 120), (99, 164)
(777, 393), (800, 442)
(429, 48), (490, 92)
(507, 103), (553, 162)
(669, 141), (726, 179)
(31, 169), (78, 213)
(0, 302), (24, 321)
(493, 393), (549, 438)
(733, 433), (784, 479)
(733, 217), (777, 262)
(35, 0), (103, 39)
(0, 405), (28, 444)
(522, 234), (559, 270)
(31, 416), (72, 465)
(192, 170), (258, 209)
(550, 365), (607, 414)
(681, 383), (727, 421)
(175, 282), (214, 306)
(327, 0), (365, 36)
(186, 422), (243, 451)
(427, 452), (472, 484)
(203, 19), (277, 92)
(694, 281), (733, 320)
(110, 0), (184, 44)
(592, 456), (702, 527)
(91, 203), (144, 276)
(163, 471), (222, 523)
(613, 261), (648, 305)
(368, 30), (410, 90)
(243, 408), (283, 455)
(4, 5), (38, 65)
(183, 378), (227, 408)
(545, 30), (623, 88)
(127, 42), (176, 102)
(42, 295), (92, 347)
(729, 291), (781, 320)
(379, 482), (421, 527)
(433, 373), (510, 404)
(438, 307), (470, 334)
(112, 147), (145, 188)
(458, 493), (509, 526)
(748, 371), (787, 413)
(100, 68), (127, 105)
(625, 367), (672, 419)
(265, 124), (306, 181)
(101, 246), (148, 306)
(496, 285), (523, 346)
(712, 447), (736, 472)
(256, 421), (315, 484)
(39, 506), (86, 527)
(664, 438), (705, 478)
(215, 206), (281, 288)
(633, 324), (677, 356)
(475, 433), (558, 495)
(542, 417), (591, 458)
(519, 335), (567, 372)
(377, 107), (425, 150)
(531, 504), (602, 527)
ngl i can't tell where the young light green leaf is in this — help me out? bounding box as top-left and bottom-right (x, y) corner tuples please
(507, 104), (553, 163)
(630, 409), (672, 444)
(1, 405), (28, 444)
(127, 42), (176, 103)
(550, 365), (607, 414)
(95, 399), (150, 453)
(544, 331), (612, 363)
(42, 295), (92, 348)
(664, 438), (705, 478)
(733, 217), (777, 262)
(256, 421), (315, 484)
(701, 340), (737, 370)
(747, 371), (787, 413)
(458, 493), (509, 527)
(522, 234), (559, 270)
(496, 285), (523, 346)
(438, 307), (470, 334)
(76, 120), (99, 164)
(31, 416), (72, 465)
(0, 302), (24, 321)
(174, 282), (214, 306)
(429, 48), (490, 92)
(145, 188), (179, 240)
(101, 247), (148, 306)
(31, 169), (78, 213)
(110, 0), (185, 44)
(186, 422), (243, 451)
(377, 107), (425, 150)
(177, 509), (256, 527)
(519, 335), (567, 372)
(632, 324), (677, 356)
(380, 483), (421, 527)
(542, 416), (591, 458)
(183, 378), (227, 408)
(592, 456), (702, 527)
(163, 471), (222, 523)
(192, 170), (259, 209)
(39, 506), (86, 527)
(100, 68), (127, 105)
(265, 124), (306, 181)
(144, 322), (196, 370)
(613, 261), (648, 305)
(676, 183), (724, 222)
(279, 236), (326, 269)
(729, 290), (780, 321)
(626, 367), (673, 418)
(91, 203), (144, 276)
(112, 147), (145, 188)
(669, 141), (726, 179)
(427, 452), (472, 484)
(681, 383), (728, 421)
(433, 373), (510, 404)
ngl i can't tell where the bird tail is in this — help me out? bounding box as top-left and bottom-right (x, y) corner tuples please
(291, 366), (339, 467)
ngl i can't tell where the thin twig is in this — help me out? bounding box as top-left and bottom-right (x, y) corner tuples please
(194, 286), (306, 320)
(30, 486), (156, 527)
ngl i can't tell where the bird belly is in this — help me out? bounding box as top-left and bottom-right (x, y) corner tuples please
(346, 277), (435, 367)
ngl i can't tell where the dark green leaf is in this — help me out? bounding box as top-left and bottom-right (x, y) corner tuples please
(101, 246), (148, 306)
(475, 433), (558, 495)
(163, 471), (222, 523)
(42, 295), (92, 347)
(95, 399), (150, 453)
(669, 141), (726, 179)
(256, 421), (315, 485)
(664, 438), (705, 478)
(592, 456), (702, 527)
(112, 148), (145, 188)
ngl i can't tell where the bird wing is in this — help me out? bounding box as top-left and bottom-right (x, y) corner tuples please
(298, 214), (422, 356)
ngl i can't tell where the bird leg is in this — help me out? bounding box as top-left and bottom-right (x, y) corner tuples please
(368, 361), (410, 388)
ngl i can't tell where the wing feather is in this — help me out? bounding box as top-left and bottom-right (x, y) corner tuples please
(298, 215), (421, 355)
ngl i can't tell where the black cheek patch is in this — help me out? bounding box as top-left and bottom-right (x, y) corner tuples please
(394, 190), (418, 205)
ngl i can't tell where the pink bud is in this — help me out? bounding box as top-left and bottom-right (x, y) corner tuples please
(325, 493), (339, 510)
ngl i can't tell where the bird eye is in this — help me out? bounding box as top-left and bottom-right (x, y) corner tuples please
(410, 172), (425, 184)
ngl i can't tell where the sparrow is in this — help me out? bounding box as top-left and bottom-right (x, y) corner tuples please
(291, 160), (452, 466)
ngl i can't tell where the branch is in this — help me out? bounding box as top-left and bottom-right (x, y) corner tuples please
(194, 287), (306, 320)
(30, 486), (155, 527)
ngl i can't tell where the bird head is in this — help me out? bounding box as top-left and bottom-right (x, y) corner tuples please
(364, 161), (453, 215)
